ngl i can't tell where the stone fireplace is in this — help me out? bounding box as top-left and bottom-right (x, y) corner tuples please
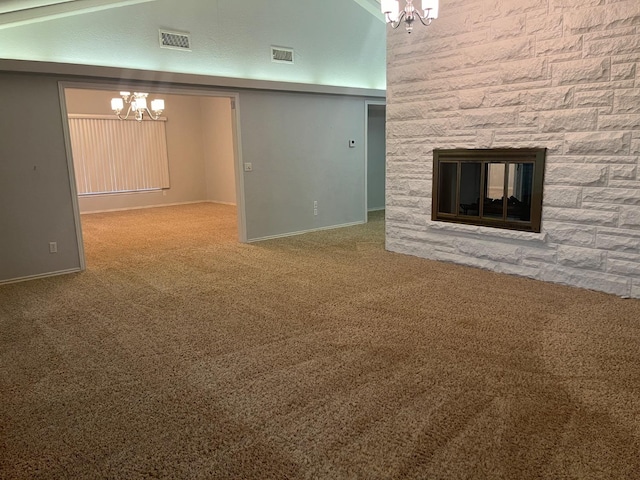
(385, 0), (640, 299)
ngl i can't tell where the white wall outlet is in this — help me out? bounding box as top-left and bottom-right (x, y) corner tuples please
(313, 201), (318, 208)
(349, 139), (356, 148)
(49, 242), (57, 254)
(244, 163), (253, 172)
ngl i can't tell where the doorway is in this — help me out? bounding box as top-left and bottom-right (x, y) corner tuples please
(60, 83), (246, 270)
(366, 101), (386, 216)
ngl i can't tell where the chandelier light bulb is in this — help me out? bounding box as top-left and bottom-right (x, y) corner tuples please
(135, 96), (147, 111)
(422, 0), (438, 19)
(381, 0), (400, 22)
(111, 97), (124, 113)
(151, 99), (164, 113)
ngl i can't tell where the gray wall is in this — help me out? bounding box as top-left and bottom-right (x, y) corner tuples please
(367, 105), (386, 211)
(0, 71), (376, 282)
(0, 73), (81, 281)
(239, 91), (368, 240)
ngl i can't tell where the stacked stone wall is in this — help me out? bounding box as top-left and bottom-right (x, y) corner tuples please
(386, 0), (640, 298)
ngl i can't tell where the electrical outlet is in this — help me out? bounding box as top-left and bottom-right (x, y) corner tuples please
(244, 163), (253, 172)
(349, 139), (356, 148)
(313, 201), (318, 208)
(314, 208), (318, 216)
(49, 242), (57, 254)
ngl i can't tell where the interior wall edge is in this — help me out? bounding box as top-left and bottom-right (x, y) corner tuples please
(0, 59), (387, 99)
(79, 200), (212, 215)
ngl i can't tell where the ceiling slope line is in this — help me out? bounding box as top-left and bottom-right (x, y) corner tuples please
(351, 0), (385, 22)
(0, 1), (76, 15)
(0, 0), (159, 30)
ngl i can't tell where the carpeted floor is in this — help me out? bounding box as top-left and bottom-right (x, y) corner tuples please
(1, 202), (639, 479)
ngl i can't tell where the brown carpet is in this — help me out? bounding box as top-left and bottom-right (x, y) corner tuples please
(1, 202), (639, 479)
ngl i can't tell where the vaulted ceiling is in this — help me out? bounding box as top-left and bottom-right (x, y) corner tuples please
(0, 0), (387, 89)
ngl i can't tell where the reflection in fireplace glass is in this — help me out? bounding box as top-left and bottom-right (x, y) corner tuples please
(507, 163), (533, 221)
(460, 163), (481, 216)
(483, 163), (505, 219)
(438, 162), (457, 214)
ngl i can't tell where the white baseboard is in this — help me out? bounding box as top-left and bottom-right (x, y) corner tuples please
(0, 268), (82, 286)
(80, 200), (221, 215)
(248, 220), (366, 243)
(368, 207), (385, 212)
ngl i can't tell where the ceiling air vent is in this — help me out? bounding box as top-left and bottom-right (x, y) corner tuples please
(159, 30), (191, 51)
(271, 46), (294, 64)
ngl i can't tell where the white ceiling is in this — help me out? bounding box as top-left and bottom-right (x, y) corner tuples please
(352, 0), (383, 20)
(0, 0), (387, 90)
(0, 0), (382, 14)
(0, 0), (383, 26)
(0, 0), (158, 27)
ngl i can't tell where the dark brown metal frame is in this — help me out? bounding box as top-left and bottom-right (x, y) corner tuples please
(432, 148), (546, 233)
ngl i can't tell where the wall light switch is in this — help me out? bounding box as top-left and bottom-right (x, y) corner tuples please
(244, 163), (253, 172)
(349, 139), (356, 148)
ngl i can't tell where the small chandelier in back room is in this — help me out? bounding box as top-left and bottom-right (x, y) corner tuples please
(111, 92), (165, 121)
(381, 0), (439, 33)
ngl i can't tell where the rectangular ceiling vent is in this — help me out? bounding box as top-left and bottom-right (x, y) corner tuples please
(271, 46), (294, 64)
(159, 30), (191, 51)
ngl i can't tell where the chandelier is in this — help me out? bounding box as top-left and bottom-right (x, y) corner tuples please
(110, 92), (165, 121)
(381, 0), (439, 33)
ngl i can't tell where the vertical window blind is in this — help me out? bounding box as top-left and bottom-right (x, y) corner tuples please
(68, 115), (170, 195)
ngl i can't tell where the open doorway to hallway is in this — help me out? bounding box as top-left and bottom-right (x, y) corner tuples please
(62, 86), (243, 269)
(366, 102), (386, 222)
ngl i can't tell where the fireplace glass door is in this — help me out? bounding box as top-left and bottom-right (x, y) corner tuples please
(432, 148), (545, 232)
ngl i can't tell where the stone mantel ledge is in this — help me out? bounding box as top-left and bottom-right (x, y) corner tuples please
(427, 221), (548, 244)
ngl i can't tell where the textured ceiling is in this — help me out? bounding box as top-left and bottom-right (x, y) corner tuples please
(0, 0), (387, 89)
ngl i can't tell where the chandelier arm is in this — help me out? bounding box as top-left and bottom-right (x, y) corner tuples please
(415, 11), (434, 26)
(388, 10), (406, 29)
(116, 106), (132, 121)
(146, 108), (162, 121)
